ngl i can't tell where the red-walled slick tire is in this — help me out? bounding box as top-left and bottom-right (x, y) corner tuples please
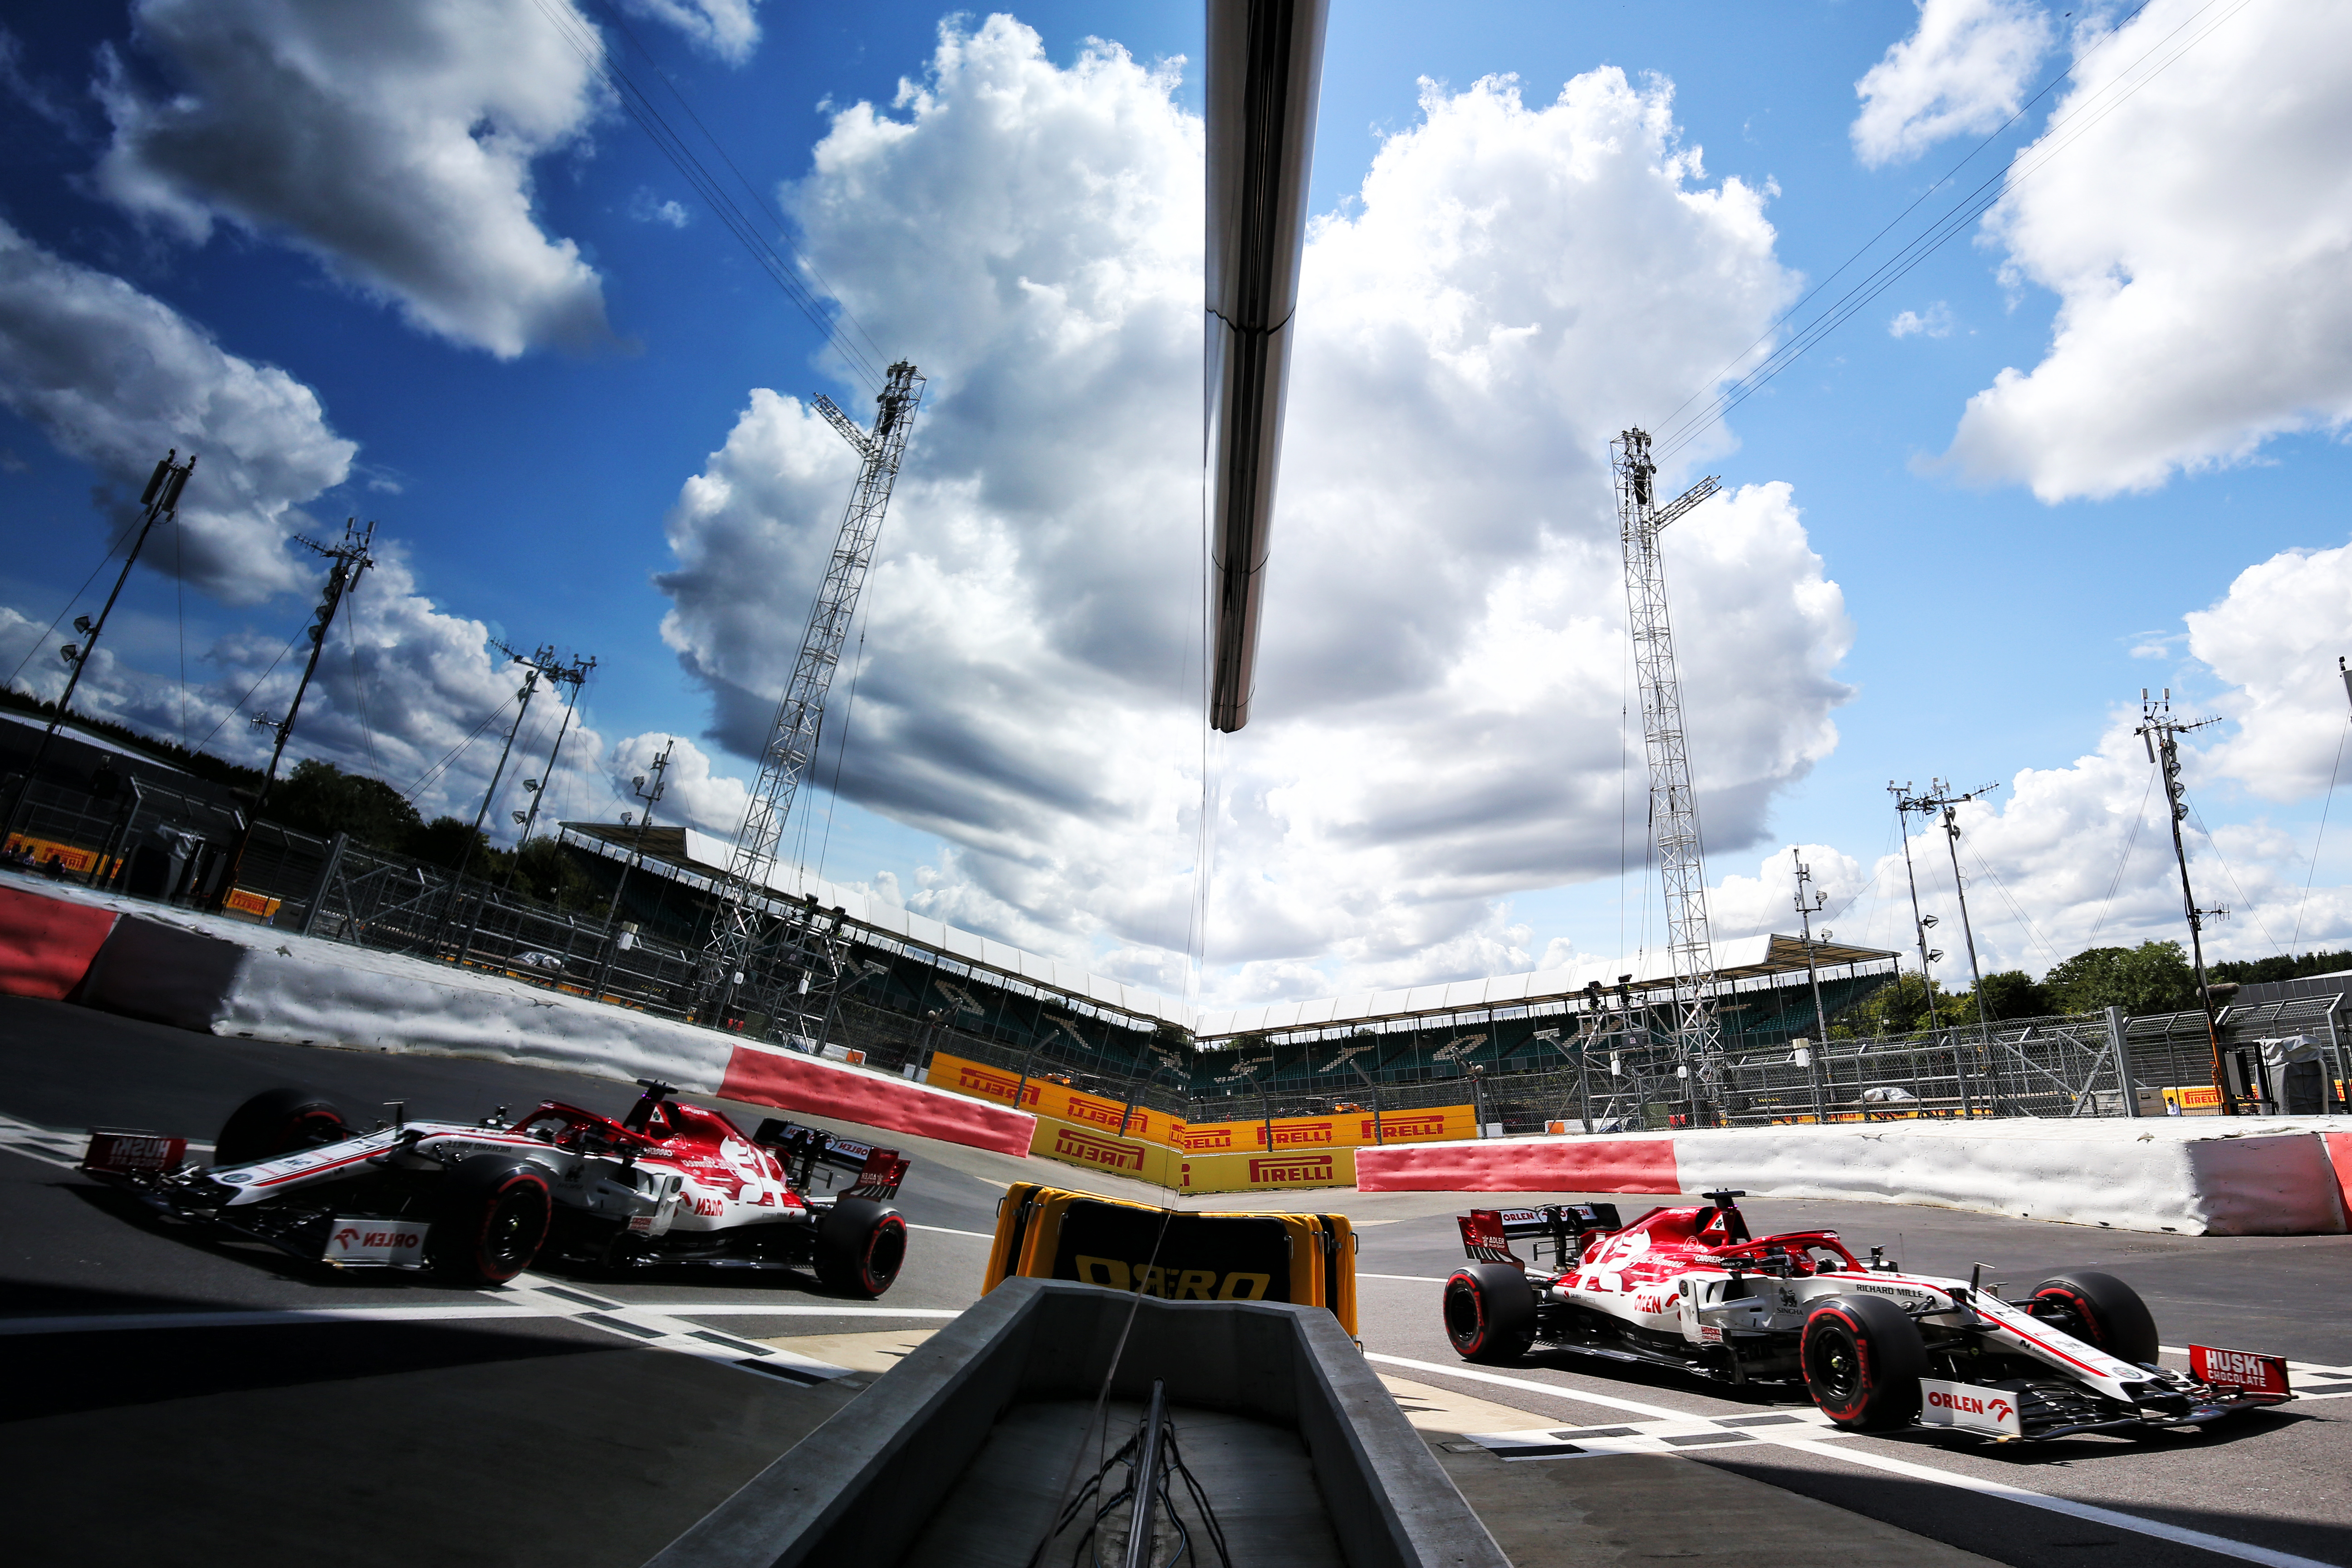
(2030, 1271), (2158, 1367)
(1444, 1263), (1536, 1364)
(815, 1198), (907, 1298)
(213, 1087), (349, 1168)
(1802, 1294), (1927, 1430)
(431, 1157), (553, 1286)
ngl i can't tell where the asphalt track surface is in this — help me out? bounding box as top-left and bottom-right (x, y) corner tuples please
(4, 995), (2346, 1568)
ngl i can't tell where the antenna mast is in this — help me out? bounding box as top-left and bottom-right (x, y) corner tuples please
(1613, 428), (1723, 1121)
(2136, 688), (2234, 1114)
(706, 362), (924, 1024)
(213, 516), (373, 913)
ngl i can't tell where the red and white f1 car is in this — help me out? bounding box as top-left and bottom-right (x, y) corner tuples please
(1443, 1191), (2295, 1440)
(81, 1078), (910, 1295)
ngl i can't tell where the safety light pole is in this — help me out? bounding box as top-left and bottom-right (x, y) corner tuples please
(1792, 852), (1831, 1124)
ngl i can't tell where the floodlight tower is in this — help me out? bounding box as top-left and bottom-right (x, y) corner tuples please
(1613, 428), (1723, 1115)
(706, 362), (924, 1025)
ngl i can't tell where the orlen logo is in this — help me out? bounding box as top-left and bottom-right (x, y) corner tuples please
(1926, 1389), (2011, 1422)
(333, 1226), (420, 1252)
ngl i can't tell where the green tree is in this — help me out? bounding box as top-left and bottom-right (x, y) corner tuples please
(510, 837), (597, 911)
(1971, 970), (2052, 1020)
(2042, 941), (2199, 1015)
(267, 759), (422, 851)
(1828, 972), (1950, 1039)
(405, 815), (495, 872)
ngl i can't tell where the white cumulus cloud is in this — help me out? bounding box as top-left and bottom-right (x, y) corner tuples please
(1852, 0), (2053, 167)
(1889, 301), (1953, 338)
(1943, 0), (2352, 500)
(0, 217), (354, 603)
(622, 0), (762, 66)
(96, 0), (614, 358)
(656, 19), (1845, 999)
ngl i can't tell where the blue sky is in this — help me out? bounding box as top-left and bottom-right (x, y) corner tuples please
(3, 0), (2348, 1001)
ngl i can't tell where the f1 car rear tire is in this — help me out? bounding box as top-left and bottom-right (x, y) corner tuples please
(1802, 1294), (1927, 1430)
(815, 1198), (907, 1298)
(430, 1157), (552, 1286)
(2029, 1271), (2159, 1367)
(214, 1087), (349, 1168)
(1444, 1263), (1536, 1364)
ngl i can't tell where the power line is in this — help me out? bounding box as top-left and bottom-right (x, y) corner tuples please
(1652, 0), (2254, 466)
(2293, 714), (2349, 952)
(527, 0), (886, 390)
(2086, 767), (2159, 945)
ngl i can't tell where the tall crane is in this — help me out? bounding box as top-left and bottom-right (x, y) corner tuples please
(706, 361), (924, 1028)
(1613, 427), (1724, 1120)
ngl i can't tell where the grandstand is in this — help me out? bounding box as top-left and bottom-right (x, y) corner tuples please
(556, 821), (1900, 1130)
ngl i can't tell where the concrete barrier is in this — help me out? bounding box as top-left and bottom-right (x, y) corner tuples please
(1354, 1119), (2352, 1236)
(1356, 1136), (1677, 1195)
(0, 882), (1035, 1161)
(0, 882), (117, 1000)
(721, 1041), (1034, 1157)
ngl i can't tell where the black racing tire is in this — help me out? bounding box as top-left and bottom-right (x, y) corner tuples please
(2030, 1271), (2159, 1367)
(1802, 1294), (1927, 1430)
(214, 1086), (349, 1168)
(430, 1156), (553, 1287)
(814, 1197), (907, 1298)
(1444, 1263), (1537, 1364)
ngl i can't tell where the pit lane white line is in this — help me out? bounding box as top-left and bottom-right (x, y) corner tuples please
(1375, 1353), (2334, 1568)
(1360, 1273), (1450, 1283)
(905, 1223), (994, 1239)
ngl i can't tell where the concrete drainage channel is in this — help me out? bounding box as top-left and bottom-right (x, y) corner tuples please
(646, 1278), (1507, 1568)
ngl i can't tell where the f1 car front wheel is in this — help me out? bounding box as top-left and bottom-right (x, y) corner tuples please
(431, 1157), (553, 1286)
(815, 1198), (907, 1298)
(2029, 1271), (2158, 1367)
(1444, 1263), (1535, 1364)
(214, 1087), (349, 1168)
(1802, 1294), (1926, 1430)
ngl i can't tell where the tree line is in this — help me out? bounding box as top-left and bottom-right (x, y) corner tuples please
(1827, 939), (2352, 1038)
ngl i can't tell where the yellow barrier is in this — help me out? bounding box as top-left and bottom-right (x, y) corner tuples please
(926, 1050), (1177, 1145)
(1179, 1147), (1356, 1194)
(1178, 1104), (1475, 1153)
(1028, 1113), (1181, 1186)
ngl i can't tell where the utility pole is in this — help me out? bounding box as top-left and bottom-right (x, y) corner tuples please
(1888, 781), (1946, 1035)
(1897, 779), (2004, 1113)
(1792, 852), (1831, 1124)
(7, 451), (195, 844)
(592, 740), (671, 999)
(502, 647), (594, 874)
(708, 363), (924, 1025)
(214, 518), (373, 914)
(2137, 689), (2235, 1115)
(1614, 428), (1726, 1122)
(436, 653), (542, 957)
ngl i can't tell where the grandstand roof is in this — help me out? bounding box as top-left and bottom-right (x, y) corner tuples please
(558, 822), (1899, 1039)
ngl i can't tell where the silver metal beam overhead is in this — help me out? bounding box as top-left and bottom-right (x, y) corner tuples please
(1205, 0), (1328, 733)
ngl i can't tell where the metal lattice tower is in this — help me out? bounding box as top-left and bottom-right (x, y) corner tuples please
(1613, 428), (1724, 1102)
(707, 362), (924, 1018)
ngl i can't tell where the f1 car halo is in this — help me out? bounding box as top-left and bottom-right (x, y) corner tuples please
(1443, 1191), (2293, 1441)
(81, 1078), (910, 1294)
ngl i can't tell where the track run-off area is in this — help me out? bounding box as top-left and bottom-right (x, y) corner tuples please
(5, 995), (2346, 1568)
